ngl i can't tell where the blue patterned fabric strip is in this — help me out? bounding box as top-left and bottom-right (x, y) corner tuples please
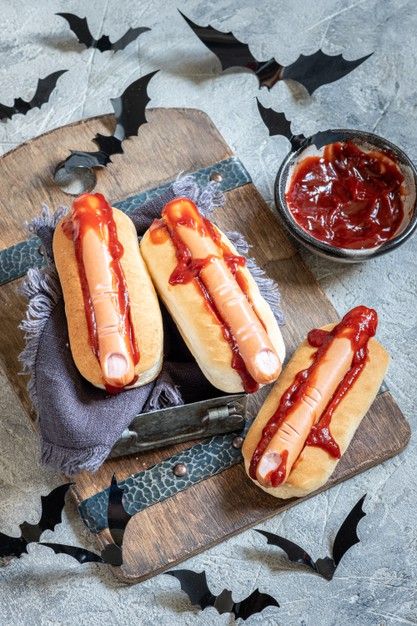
(0, 238), (45, 286)
(78, 431), (244, 534)
(0, 156), (251, 286)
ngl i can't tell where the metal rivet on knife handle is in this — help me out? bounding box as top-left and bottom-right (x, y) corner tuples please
(232, 436), (244, 449)
(173, 463), (188, 477)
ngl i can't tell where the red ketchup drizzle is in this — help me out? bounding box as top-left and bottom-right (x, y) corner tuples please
(285, 141), (405, 249)
(249, 305), (378, 487)
(149, 199), (259, 393)
(63, 193), (139, 393)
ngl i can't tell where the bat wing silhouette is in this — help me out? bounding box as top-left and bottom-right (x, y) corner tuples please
(0, 70), (67, 121)
(332, 494), (367, 566)
(166, 569), (279, 620)
(166, 570), (216, 608)
(179, 11), (260, 71)
(40, 543), (105, 564)
(106, 475), (132, 549)
(0, 476), (132, 566)
(60, 70), (158, 173)
(233, 589), (280, 621)
(40, 475), (132, 567)
(180, 11), (372, 92)
(110, 27), (151, 52)
(255, 531), (317, 569)
(255, 494), (367, 580)
(0, 483), (72, 559)
(57, 13), (150, 52)
(282, 50), (373, 95)
(179, 11), (281, 89)
(110, 69), (156, 141)
(256, 100), (306, 149)
(58, 150), (112, 170)
(0, 532), (28, 559)
(19, 483), (72, 543)
(256, 100), (345, 151)
(95, 474), (132, 566)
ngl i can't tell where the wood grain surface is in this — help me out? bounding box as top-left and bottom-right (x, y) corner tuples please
(0, 108), (410, 583)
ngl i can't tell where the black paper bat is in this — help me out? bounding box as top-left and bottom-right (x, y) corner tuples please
(256, 99), (343, 151)
(0, 70), (67, 122)
(166, 570), (279, 620)
(0, 483), (71, 559)
(58, 70), (158, 174)
(179, 11), (372, 94)
(42, 475), (132, 566)
(0, 532), (28, 560)
(255, 495), (367, 580)
(56, 13), (150, 52)
(257, 99), (306, 149)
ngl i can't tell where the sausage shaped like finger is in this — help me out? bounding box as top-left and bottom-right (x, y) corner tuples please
(256, 336), (353, 486)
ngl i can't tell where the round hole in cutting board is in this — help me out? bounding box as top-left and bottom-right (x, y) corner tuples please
(53, 163), (97, 196)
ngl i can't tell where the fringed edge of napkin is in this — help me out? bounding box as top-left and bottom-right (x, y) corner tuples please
(27, 204), (68, 260)
(19, 264), (62, 412)
(41, 441), (112, 476)
(19, 205), (67, 410)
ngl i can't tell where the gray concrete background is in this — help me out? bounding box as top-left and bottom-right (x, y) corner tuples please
(0, 0), (416, 624)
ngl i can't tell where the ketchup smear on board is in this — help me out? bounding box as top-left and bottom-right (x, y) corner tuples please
(285, 141), (405, 249)
(149, 198), (259, 393)
(249, 305), (377, 487)
(63, 193), (139, 393)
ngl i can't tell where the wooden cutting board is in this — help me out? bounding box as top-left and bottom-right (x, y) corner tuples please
(0, 108), (410, 582)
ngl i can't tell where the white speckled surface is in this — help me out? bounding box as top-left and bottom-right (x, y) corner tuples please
(0, 1), (416, 624)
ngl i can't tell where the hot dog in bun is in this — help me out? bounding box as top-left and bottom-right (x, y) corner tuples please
(242, 306), (389, 498)
(53, 192), (163, 392)
(140, 197), (285, 393)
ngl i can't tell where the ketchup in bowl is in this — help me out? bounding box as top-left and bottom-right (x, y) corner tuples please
(285, 141), (405, 249)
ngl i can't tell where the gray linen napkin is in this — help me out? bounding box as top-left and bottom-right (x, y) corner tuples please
(19, 177), (283, 475)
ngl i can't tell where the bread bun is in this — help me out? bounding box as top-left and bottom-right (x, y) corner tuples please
(140, 221), (284, 393)
(242, 323), (389, 498)
(53, 205), (163, 389)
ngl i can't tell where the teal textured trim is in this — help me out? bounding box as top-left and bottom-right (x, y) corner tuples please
(0, 156), (251, 286)
(78, 429), (246, 534)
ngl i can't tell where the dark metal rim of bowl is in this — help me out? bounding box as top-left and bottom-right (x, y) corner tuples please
(274, 128), (417, 262)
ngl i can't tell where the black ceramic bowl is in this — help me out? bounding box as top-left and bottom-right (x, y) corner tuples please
(274, 129), (417, 262)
